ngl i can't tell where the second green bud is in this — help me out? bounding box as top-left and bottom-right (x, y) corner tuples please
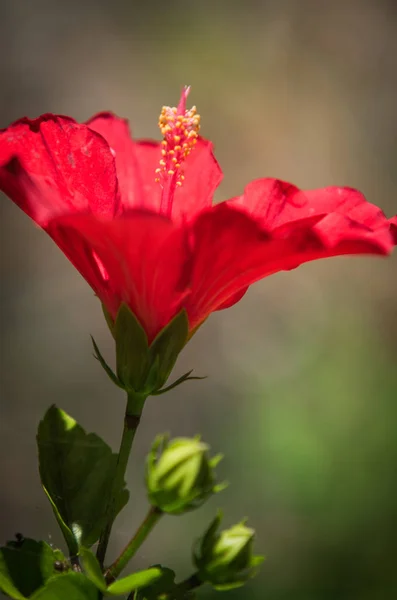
(146, 435), (225, 514)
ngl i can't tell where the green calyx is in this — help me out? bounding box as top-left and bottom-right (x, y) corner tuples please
(146, 435), (225, 515)
(193, 512), (264, 590)
(94, 304), (201, 396)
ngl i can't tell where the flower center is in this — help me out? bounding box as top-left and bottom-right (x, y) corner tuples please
(156, 86), (200, 217)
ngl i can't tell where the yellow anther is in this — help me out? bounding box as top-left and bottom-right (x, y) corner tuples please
(156, 89), (201, 193)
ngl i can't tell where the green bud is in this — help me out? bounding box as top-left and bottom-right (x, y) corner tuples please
(146, 435), (225, 514)
(193, 512), (264, 590)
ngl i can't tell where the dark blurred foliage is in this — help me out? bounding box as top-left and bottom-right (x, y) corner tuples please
(0, 1), (397, 598)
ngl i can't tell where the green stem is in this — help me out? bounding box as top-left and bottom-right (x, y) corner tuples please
(96, 391), (147, 568)
(105, 505), (163, 583)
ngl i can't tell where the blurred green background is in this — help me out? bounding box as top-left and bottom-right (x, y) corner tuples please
(1, 0), (397, 598)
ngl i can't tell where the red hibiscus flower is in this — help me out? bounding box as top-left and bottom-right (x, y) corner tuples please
(1, 87), (396, 344)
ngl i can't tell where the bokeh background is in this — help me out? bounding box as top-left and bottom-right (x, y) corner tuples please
(1, 0), (397, 598)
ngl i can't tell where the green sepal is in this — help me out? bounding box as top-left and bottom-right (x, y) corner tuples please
(37, 405), (129, 553)
(198, 511), (223, 559)
(91, 336), (124, 390)
(115, 304), (150, 392)
(102, 304), (116, 339)
(0, 538), (65, 599)
(146, 310), (189, 393)
(152, 370), (206, 396)
(111, 305), (189, 395)
(30, 572), (99, 599)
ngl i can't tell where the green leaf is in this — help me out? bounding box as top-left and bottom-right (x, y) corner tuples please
(106, 567), (163, 595)
(147, 310), (189, 392)
(30, 572), (99, 599)
(79, 547), (106, 592)
(132, 566), (180, 600)
(0, 575), (26, 600)
(37, 405), (129, 552)
(115, 304), (150, 391)
(42, 487), (79, 555)
(0, 538), (65, 599)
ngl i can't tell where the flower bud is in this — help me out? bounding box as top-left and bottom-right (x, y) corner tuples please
(146, 435), (225, 514)
(193, 512), (264, 590)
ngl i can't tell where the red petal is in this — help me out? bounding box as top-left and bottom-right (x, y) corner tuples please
(170, 137), (222, 220)
(229, 178), (389, 232)
(86, 112), (161, 213)
(186, 199), (396, 329)
(216, 286), (249, 310)
(48, 212), (191, 343)
(0, 114), (119, 227)
(390, 215), (397, 243)
(132, 140), (162, 212)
